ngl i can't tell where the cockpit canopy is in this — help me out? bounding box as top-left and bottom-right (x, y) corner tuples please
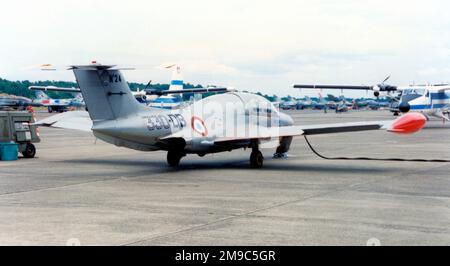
(243, 94), (279, 116)
(402, 88), (426, 96)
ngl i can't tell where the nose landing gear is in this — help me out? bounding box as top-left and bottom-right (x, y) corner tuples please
(250, 141), (264, 168)
(250, 150), (264, 168)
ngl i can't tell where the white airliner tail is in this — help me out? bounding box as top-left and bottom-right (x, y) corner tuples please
(158, 63), (184, 91)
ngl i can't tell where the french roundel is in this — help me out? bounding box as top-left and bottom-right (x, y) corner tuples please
(191, 116), (208, 136)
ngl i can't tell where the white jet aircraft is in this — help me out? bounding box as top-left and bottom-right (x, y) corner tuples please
(29, 87), (84, 113)
(35, 63), (427, 168)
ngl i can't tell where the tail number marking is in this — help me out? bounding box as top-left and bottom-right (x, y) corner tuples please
(109, 74), (122, 83)
(147, 114), (186, 131)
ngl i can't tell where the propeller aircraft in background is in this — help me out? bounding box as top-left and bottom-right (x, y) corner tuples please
(294, 77), (450, 121)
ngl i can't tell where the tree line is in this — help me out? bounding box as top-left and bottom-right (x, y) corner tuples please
(0, 77), (203, 100)
(0, 77), (279, 102)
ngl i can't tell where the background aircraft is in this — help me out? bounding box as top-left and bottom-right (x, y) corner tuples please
(148, 64), (184, 109)
(294, 81), (450, 121)
(396, 86), (450, 121)
(132, 64), (227, 109)
(294, 76), (397, 98)
(365, 99), (390, 110)
(0, 94), (38, 110)
(316, 93), (335, 110)
(300, 96), (315, 109)
(301, 96), (326, 110)
(35, 63), (426, 168)
(32, 91), (73, 113)
(279, 96), (297, 110)
(295, 98), (310, 110)
(132, 87), (154, 104)
(29, 87), (85, 112)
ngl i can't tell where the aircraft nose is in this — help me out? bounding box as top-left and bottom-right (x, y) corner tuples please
(399, 102), (411, 113)
(278, 112), (294, 126)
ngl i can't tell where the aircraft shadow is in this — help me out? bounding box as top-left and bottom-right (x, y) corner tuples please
(423, 126), (450, 129)
(65, 158), (397, 174)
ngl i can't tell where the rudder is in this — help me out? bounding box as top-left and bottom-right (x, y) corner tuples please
(72, 66), (146, 121)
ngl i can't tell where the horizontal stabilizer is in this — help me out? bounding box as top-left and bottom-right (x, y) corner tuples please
(34, 111), (92, 132)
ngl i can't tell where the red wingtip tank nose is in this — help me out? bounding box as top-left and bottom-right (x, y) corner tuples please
(388, 113), (427, 134)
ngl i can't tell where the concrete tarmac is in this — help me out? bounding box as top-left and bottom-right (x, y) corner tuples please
(0, 110), (449, 246)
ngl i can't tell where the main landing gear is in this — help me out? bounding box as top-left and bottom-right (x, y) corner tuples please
(273, 152), (288, 159)
(167, 151), (185, 167)
(273, 136), (292, 160)
(250, 141), (264, 168)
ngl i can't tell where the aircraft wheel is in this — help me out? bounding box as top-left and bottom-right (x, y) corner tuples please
(22, 143), (36, 158)
(167, 151), (183, 167)
(250, 151), (264, 168)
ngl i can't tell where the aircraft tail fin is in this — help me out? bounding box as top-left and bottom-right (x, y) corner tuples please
(71, 65), (147, 121)
(167, 64), (183, 91)
(318, 92), (325, 103)
(35, 90), (50, 100)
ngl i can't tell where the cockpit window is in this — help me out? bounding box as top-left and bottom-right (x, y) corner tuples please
(415, 89), (425, 95)
(246, 97), (278, 116)
(403, 88), (426, 95)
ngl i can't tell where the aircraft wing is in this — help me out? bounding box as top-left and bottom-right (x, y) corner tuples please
(213, 113), (426, 144)
(300, 121), (387, 135)
(146, 87), (232, 96)
(294, 84), (373, 90)
(213, 122), (385, 144)
(29, 86), (81, 93)
(213, 126), (305, 143)
(34, 111), (425, 144)
(34, 111), (92, 132)
(293, 84), (397, 92)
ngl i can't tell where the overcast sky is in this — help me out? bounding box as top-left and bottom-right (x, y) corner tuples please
(2, 0), (450, 97)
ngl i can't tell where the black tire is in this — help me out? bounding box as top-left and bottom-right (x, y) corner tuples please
(250, 151), (264, 168)
(48, 107), (53, 113)
(167, 151), (183, 167)
(22, 143), (36, 158)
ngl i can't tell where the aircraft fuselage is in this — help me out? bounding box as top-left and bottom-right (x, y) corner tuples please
(91, 92), (293, 155)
